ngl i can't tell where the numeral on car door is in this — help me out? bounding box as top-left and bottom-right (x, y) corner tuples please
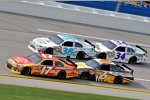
(40, 66), (52, 75)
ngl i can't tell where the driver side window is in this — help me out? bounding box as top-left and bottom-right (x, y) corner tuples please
(62, 41), (73, 47)
(115, 47), (125, 52)
(41, 60), (53, 66)
(100, 65), (110, 71)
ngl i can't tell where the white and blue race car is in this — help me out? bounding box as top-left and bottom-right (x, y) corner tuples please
(28, 34), (96, 59)
(93, 40), (147, 64)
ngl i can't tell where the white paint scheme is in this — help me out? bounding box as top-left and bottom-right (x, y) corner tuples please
(95, 40), (147, 63)
(28, 34), (96, 58)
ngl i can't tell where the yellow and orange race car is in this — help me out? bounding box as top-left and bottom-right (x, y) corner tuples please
(6, 53), (78, 79)
(76, 59), (134, 84)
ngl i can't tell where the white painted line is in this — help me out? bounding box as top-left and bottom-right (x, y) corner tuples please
(37, 29), (150, 48)
(135, 78), (150, 82)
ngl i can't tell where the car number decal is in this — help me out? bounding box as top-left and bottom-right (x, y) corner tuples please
(40, 66), (52, 75)
(96, 72), (108, 82)
(62, 47), (74, 56)
(114, 52), (126, 60)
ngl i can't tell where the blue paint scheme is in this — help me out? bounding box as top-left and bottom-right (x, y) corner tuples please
(61, 47), (74, 56)
(59, 1), (150, 17)
(53, 47), (74, 57)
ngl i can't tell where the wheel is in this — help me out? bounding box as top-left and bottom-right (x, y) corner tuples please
(57, 71), (66, 79)
(21, 67), (31, 75)
(98, 53), (106, 59)
(76, 52), (85, 59)
(114, 76), (123, 84)
(128, 57), (137, 64)
(45, 48), (53, 54)
(80, 72), (90, 80)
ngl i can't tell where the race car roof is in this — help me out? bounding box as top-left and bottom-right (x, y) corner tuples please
(110, 40), (133, 48)
(58, 34), (78, 42)
(94, 59), (115, 65)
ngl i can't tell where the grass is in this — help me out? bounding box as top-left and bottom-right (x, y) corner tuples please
(0, 84), (136, 100)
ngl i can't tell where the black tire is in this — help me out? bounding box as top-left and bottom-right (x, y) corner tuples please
(76, 52), (85, 59)
(80, 72), (90, 80)
(128, 57), (137, 64)
(21, 67), (31, 75)
(114, 76), (123, 84)
(57, 71), (66, 79)
(97, 53), (106, 59)
(45, 48), (53, 54)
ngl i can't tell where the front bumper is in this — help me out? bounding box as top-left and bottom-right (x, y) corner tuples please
(6, 62), (21, 74)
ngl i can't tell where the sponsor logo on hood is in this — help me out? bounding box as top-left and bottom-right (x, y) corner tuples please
(11, 56), (35, 65)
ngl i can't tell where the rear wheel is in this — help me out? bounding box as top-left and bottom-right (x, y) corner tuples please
(45, 48), (53, 54)
(80, 72), (90, 80)
(57, 71), (66, 79)
(21, 67), (31, 75)
(76, 52), (85, 59)
(128, 57), (137, 64)
(97, 53), (106, 59)
(114, 76), (123, 84)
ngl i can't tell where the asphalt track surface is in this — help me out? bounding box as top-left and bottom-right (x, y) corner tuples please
(0, 7), (150, 99)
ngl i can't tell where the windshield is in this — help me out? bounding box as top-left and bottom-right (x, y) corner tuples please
(101, 40), (117, 50)
(85, 59), (100, 68)
(50, 35), (64, 45)
(28, 54), (42, 63)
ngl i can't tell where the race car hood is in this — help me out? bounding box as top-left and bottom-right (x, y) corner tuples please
(11, 56), (35, 65)
(94, 42), (110, 52)
(32, 37), (58, 47)
(76, 62), (93, 69)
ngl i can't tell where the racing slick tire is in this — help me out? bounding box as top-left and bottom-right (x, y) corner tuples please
(80, 72), (90, 80)
(76, 51), (85, 59)
(57, 70), (66, 79)
(45, 48), (53, 54)
(97, 53), (106, 59)
(128, 56), (137, 64)
(113, 76), (123, 84)
(21, 67), (31, 75)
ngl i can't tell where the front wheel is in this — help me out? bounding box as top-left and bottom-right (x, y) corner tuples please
(80, 72), (90, 80)
(45, 48), (53, 54)
(21, 67), (31, 75)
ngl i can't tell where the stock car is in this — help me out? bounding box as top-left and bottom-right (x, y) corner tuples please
(92, 40), (147, 64)
(6, 53), (78, 79)
(28, 34), (96, 59)
(76, 59), (134, 84)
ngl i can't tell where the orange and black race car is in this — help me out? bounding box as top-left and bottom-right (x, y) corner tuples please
(6, 53), (78, 79)
(76, 59), (134, 84)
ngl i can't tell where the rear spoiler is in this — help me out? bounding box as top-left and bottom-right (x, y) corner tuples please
(136, 45), (147, 53)
(122, 64), (134, 73)
(84, 39), (95, 48)
(66, 59), (77, 68)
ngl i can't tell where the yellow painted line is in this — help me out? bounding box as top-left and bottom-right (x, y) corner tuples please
(0, 74), (150, 94)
